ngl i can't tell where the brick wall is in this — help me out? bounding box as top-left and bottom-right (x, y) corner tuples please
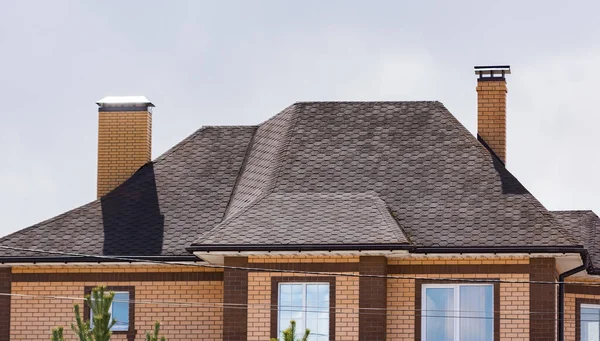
(9, 265), (223, 341)
(477, 79), (507, 163)
(97, 110), (152, 198)
(246, 256), (360, 341)
(0, 267), (11, 341)
(386, 258), (530, 341)
(359, 256), (387, 341)
(223, 257), (249, 341)
(529, 258), (557, 341)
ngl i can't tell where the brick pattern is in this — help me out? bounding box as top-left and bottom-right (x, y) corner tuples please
(12, 265), (221, 273)
(477, 79), (507, 163)
(359, 256), (387, 341)
(388, 257), (529, 265)
(249, 255), (360, 263)
(387, 267), (530, 341)
(10, 280), (223, 340)
(223, 257), (248, 341)
(564, 293), (600, 341)
(247, 271), (360, 341)
(97, 110), (152, 198)
(529, 258), (557, 341)
(0, 267), (11, 341)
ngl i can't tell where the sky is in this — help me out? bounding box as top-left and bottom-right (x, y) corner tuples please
(0, 0), (598, 237)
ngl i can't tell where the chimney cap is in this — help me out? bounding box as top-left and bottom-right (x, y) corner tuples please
(96, 96), (154, 107)
(474, 65), (511, 79)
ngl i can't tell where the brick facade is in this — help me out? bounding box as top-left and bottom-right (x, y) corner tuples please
(247, 256), (360, 341)
(477, 78), (507, 163)
(0, 267), (11, 341)
(9, 265), (222, 341)
(97, 109), (152, 198)
(223, 257), (249, 341)
(359, 256), (387, 341)
(386, 258), (530, 341)
(4, 257), (597, 341)
(529, 258), (557, 341)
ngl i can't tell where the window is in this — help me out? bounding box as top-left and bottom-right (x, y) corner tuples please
(581, 304), (600, 341)
(90, 292), (130, 332)
(278, 283), (330, 341)
(422, 284), (494, 341)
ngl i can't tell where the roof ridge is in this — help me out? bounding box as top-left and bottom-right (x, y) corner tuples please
(221, 126), (260, 220)
(270, 104), (302, 192)
(370, 195), (410, 244)
(292, 100), (442, 104)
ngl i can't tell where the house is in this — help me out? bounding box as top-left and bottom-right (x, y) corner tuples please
(0, 65), (599, 341)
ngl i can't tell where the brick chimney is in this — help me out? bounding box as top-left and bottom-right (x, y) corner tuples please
(475, 65), (510, 164)
(96, 96), (154, 198)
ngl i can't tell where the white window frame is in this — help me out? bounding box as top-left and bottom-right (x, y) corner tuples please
(277, 282), (330, 340)
(580, 303), (600, 341)
(90, 291), (130, 332)
(421, 283), (494, 341)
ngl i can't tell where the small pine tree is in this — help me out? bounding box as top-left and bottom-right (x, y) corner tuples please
(145, 321), (166, 341)
(269, 320), (310, 341)
(50, 286), (167, 341)
(51, 286), (115, 341)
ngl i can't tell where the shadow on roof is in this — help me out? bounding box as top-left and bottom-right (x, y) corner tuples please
(100, 163), (164, 256)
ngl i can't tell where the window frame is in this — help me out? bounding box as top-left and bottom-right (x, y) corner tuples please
(577, 298), (600, 341)
(270, 277), (336, 341)
(84, 286), (136, 341)
(277, 282), (330, 340)
(416, 280), (499, 341)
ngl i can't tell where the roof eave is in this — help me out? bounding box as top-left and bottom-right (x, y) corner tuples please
(0, 255), (200, 264)
(186, 243), (413, 253)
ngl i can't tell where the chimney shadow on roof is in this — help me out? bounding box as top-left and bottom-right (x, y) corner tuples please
(100, 163), (164, 256)
(491, 157), (529, 195)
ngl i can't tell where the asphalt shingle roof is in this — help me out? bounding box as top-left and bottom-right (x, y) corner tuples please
(193, 101), (577, 249)
(552, 210), (600, 272)
(0, 126), (256, 258)
(198, 192), (409, 246)
(0, 101), (588, 260)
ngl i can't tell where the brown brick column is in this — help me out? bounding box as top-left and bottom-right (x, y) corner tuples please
(359, 256), (387, 341)
(530, 258), (557, 341)
(0, 267), (11, 341)
(223, 257), (248, 341)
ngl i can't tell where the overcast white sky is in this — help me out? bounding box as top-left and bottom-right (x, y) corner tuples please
(0, 1), (598, 237)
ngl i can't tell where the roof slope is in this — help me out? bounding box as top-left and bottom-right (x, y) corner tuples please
(552, 210), (600, 271)
(192, 101), (577, 249)
(198, 192), (409, 247)
(0, 101), (582, 260)
(0, 126), (256, 258)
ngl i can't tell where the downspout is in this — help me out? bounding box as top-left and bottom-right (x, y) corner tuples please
(558, 251), (589, 341)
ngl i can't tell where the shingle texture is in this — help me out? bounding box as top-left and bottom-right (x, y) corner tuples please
(0, 126), (256, 257)
(194, 101), (577, 248)
(552, 211), (600, 271)
(199, 192), (408, 245)
(0, 101), (587, 260)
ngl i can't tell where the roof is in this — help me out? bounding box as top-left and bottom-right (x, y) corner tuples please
(552, 210), (600, 272)
(196, 192), (409, 248)
(0, 125), (256, 259)
(0, 101), (586, 261)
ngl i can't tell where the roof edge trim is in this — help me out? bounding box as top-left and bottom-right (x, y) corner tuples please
(0, 255), (200, 264)
(187, 244), (413, 252)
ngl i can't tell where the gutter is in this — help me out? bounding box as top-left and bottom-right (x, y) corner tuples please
(187, 244), (585, 254)
(413, 246), (586, 254)
(557, 249), (590, 341)
(186, 243), (414, 253)
(0, 255), (200, 264)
